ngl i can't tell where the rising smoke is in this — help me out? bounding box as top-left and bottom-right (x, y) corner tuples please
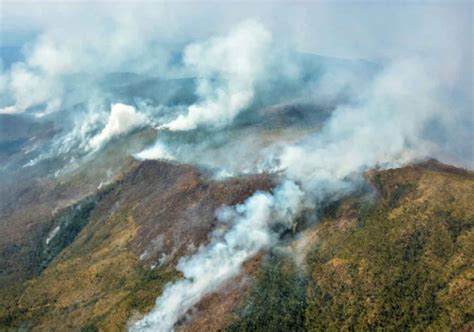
(1, 2), (472, 331)
(131, 180), (305, 331)
(163, 20), (272, 131)
(130, 56), (449, 332)
(131, 12), (471, 330)
(89, 103), (148, 151)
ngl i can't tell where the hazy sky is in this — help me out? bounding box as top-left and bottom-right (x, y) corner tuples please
(1, 1), (472, 61)
(0, 1), (472, 167)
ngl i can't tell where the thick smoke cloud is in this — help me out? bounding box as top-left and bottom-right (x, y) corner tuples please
(0, 3), (183, 114)
(1, 3), (471, 166)
(0, 62), (60, 114)
(1, 2), (472, 331)
(134, 142), (174, 161)
(131, 5), (471, 328)
(89, 103), (148, 150)
(131, 181), (304, 332)
(163, 20), (272, 130)
(132, 55), (457, 332)
(280, 58), (445, 192)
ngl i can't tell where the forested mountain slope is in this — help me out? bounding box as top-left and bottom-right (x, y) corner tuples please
(1, 160), (472, 331)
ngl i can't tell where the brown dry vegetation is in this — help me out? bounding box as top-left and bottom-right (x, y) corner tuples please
(1, 159), (472, 331)
(228, 160), (474, 331)
(0, 160), (273, 330)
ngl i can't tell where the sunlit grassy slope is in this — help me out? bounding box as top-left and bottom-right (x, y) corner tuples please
(0, 160), (273, 331)
(1, 160), (472, 331)
(228, 161), (473, 331)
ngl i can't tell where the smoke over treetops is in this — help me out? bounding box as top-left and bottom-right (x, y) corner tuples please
(0, 2), (472, 331)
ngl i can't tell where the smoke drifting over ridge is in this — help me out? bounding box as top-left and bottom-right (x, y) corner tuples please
(89, 103), (148, 151)
(132, 54), (459, 332)
(131, 181), (305, 331)
(131, 5), (470, 330)
(1, 2), (472, 331)
(163, 20), (272, 131)
(280, 58), (447, 192)
(1, 2), (472, 167)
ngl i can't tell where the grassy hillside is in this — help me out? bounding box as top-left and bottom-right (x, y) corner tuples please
(228, 161), (474, 331)
(1, 160), (472, 331)
(0, 161), (273, 330)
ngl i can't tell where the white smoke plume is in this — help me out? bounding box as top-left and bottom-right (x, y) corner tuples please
(132, 49), (468, 332)
(1, 2), (472, 331)
(0, 4), (179, 114)
(0, 62), (60, 114)
(280, 58), (443, 193)
(134, 142), (174, 161)
(163, 20), (272, 131)
(89, 103), (148, 151)
(131, 180), (304, 332)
